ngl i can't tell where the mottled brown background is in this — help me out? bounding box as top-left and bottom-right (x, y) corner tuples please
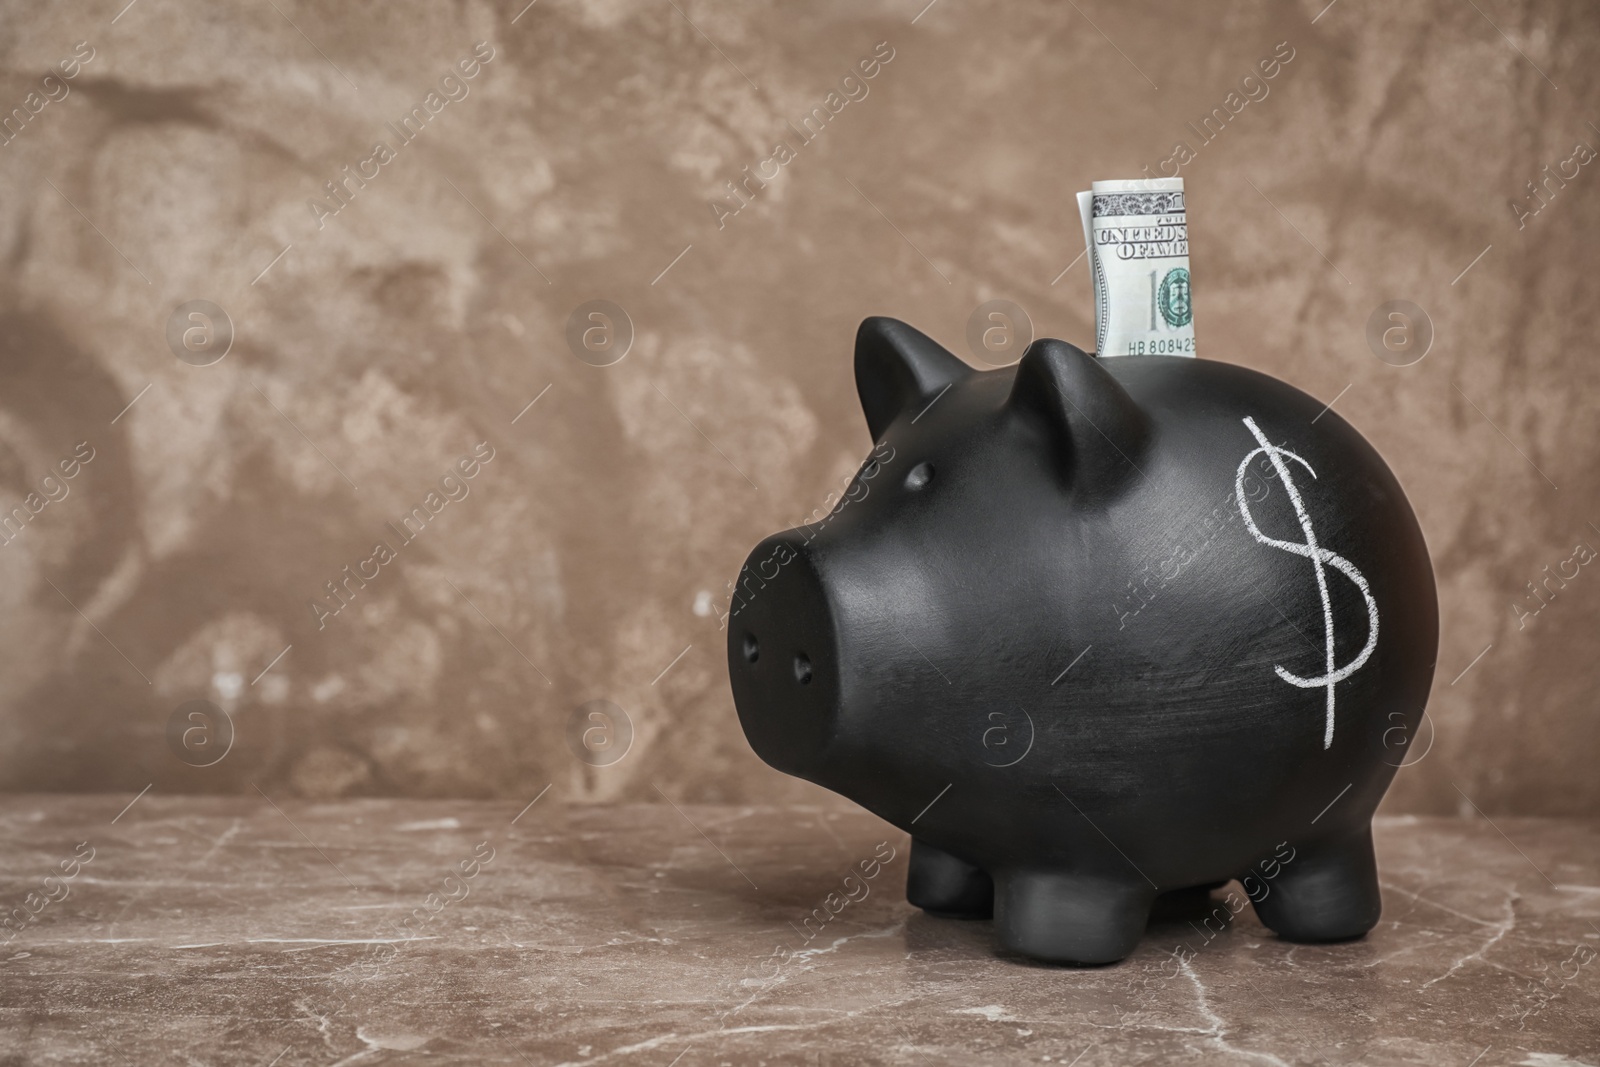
(0, 0), (1594, 814)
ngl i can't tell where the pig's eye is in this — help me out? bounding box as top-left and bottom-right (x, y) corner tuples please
(742, 633), (760, 664)
(793, 653), (813, 685)
(905, 462), (935, 491)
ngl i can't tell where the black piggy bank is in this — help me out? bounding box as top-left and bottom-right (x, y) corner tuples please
(727, 317), (1437, 965)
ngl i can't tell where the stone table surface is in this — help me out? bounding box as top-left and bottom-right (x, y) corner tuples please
(1, 795), (1596, 1066)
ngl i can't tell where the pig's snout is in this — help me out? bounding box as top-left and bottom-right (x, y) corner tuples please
(727, 535), (840, 778)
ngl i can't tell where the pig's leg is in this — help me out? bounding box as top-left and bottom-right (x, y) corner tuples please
(993, 870), (1154, 964)
(906, 839), (993, 918)
(1249, 824), (1381, 942)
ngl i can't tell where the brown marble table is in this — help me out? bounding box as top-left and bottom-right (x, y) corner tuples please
(1, 795), (1596, 1065)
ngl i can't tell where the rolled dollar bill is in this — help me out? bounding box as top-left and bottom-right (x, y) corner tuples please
(1075, 178), (1195, 358)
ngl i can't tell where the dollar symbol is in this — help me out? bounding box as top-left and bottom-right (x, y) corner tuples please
(1234, 417), (1378, 749)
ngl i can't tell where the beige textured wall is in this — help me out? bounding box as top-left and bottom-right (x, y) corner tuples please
(0, 0), (1594, 814)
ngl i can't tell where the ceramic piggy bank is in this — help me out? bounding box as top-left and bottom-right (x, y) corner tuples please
(726, 317), (1437, 965)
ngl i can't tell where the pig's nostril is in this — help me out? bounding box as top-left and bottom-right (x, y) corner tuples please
(793, 653), (813, 685)
(905, 461), (935, 490)
(743, 633), (760, 664)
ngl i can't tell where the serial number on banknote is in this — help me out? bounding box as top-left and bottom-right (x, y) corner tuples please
(1123, 337), (1197, 356)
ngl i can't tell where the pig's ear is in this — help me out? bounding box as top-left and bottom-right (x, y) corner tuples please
(1007, 339), (1151, 496)
(854, 317), (973, 441)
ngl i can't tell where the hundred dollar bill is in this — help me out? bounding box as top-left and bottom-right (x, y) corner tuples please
(1075, 177), (1195, 357)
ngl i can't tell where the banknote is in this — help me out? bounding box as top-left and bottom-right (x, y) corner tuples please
(1075, 177), (1195, 357)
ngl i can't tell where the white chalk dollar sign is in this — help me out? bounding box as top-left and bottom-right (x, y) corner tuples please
(1234, 416), (1378, 749)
